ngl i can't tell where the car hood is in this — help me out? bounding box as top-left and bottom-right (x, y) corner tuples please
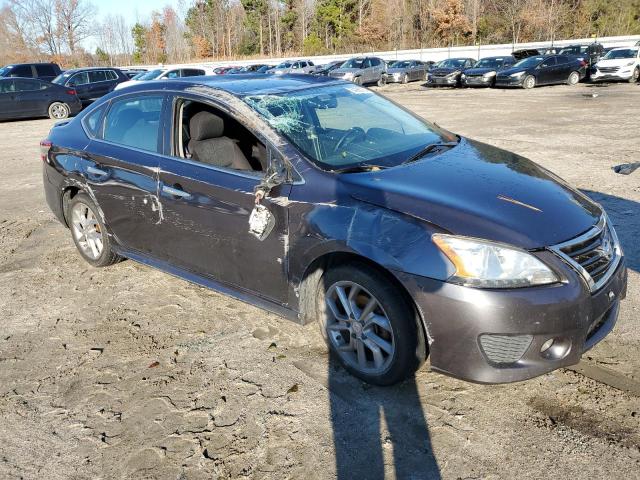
(331, 68), (361, 75)
(388, 67), (409, 74)
(498, 66), (528, 76)
(430, 67), (461, 75)
(114, 80), (137, 90)
(464, 67), (497, 75)
(597, 58), (637, 67)
(341, 138), (601, 249)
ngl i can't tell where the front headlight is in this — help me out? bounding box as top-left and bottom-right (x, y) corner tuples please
(447, 70), (460, 77)
(626, 61), (635, 66)
(433, 234), (559, 288)
(461, 73), (466, 79)
(483, 71), (497, 78)
(510, 71), (525, 78)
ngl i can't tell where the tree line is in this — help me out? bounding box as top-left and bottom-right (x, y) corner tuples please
(1, 0), (639, 67)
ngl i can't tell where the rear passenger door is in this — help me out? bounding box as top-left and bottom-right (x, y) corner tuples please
(83, 94), (167, 256)
(87, 70), (112, 100)
(0, 80), (18, 119)
(12, 79), (46, 116)
(555, 56), (572, 82)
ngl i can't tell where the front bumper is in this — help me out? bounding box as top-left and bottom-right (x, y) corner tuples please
(495, 75), (525, 87)
(428, 76), (458, 86)
(396, 251), (627, 384)
(591, 70), (634, 82)
(462, 76), (493, 87)
(386, 74), (405, 84)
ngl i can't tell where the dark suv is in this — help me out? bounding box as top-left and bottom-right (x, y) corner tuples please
(52, 67), (128, 104)
(0, 63), (62, 82)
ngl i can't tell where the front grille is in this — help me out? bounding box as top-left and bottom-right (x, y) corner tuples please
(551, 216), (621, 293)
(598, 66), (619, 74)
(479, 334), (533, 365)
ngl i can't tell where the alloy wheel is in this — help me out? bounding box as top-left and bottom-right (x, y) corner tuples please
(568, 72), (579, 85)
(71, 202), (104, 260)
(324, 281), (395, 375)
(50, 103), (69, 119)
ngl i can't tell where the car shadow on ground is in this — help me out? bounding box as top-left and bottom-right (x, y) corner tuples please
(328, 352), (441, 479)
(582, 190), (640, 273)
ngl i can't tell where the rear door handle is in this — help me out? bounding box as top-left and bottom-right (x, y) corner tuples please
(162, 184), (192, 200)
(87, 166), (108, 176)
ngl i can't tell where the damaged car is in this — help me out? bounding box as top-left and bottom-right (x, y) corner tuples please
(42, 75), (627, 386)
(427, 58), (476, 87)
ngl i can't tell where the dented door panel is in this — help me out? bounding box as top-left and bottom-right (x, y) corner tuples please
(156, 157), (291, 304)
(79, 140), (162, 255)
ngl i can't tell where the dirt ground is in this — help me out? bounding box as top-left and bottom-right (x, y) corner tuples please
(1, 82), (639, 480)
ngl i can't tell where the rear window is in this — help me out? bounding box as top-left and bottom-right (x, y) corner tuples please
(14, 79), (42, 91)
(83, 104), (107, 137)
(0, 80), (14, 92)
(103, 95), (164, 153)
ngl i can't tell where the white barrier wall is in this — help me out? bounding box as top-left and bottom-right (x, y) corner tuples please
(127, 34), (640, 70)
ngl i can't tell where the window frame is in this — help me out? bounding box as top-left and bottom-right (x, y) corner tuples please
(94, 92), (168, 155)
(165, 92), (295, 182)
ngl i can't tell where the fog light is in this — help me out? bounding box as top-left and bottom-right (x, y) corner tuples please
(540, 337), (571, 360)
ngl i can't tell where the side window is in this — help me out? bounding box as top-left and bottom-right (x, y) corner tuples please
(89, 70), (108, 83)
(363, 59), (372, 68)
(308, 61), (314, 66)
(14, 79), (40, 91)
(182, 69), (205, 77)
(0, 80), (15, 93)
(103, 95), (164, 153)
(166, 70), (180, 78)
(83, 104), (108, 137)
(557, 56), (569, 64)
(105, 70), (118, 80)
(36, 64), (56, 76)
(69, 72), (89, 86)
(175, 99), (265, 173)
(10, 65), (33, 77)
(541, 57), (556, 67)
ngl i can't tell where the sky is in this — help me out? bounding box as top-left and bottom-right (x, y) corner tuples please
(95, 0), (182, 23)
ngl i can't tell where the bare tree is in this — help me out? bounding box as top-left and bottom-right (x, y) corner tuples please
(55, 0), (96, 55)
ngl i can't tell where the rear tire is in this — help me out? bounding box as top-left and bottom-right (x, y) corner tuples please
(68, 192), (121, 267)
(567, 71), (580, 85)
(316, 262), (426, 386)
(48, 102), (70, 119)
(523, 75), (536, 89)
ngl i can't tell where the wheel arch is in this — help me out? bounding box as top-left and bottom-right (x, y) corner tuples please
(297, 250), (430, 360)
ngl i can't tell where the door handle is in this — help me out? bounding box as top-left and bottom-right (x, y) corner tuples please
(162, 184), (192, 200)
(87, 166), (108, 176)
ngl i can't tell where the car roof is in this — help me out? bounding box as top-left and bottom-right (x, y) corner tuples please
(119, 74), (341, 96)
(62, 66), (122, 73)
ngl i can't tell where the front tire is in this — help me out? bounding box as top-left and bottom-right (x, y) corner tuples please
(48, 102), (70, 119)
(317, 262), (426, 386)
(68, 192), (121, 267)
(567, 71), (580, 85)
(629, 67), (639, 83)
(402, 73), (408, 84)
(523, 75), (536, 89)
(353, 76), (362, 86)
(377, 75), (386, 87)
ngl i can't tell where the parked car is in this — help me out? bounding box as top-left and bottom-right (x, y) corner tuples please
(386, 60), (429, 83)
(121, 68), (148, 79)
(512, 49), (541, 60)
(40, 75), (627, 386)
(213, 66), (234, 75)
(115, 67), (213, 90)
(495, 55), (586, 89)
(426, 58), (476, 86)
(313, 60), (345, 76)
(0, 77), (81, 120)
(235, 64), (271, 74)
(329, 57), (387, 86)
(0, 62), (62, 82)
(52, 67), (129, 104)
(590, 46), (640, 83)
(461, 56), (515, 87)
(267, 60), (317, 75)
(559, 43), (604, 79)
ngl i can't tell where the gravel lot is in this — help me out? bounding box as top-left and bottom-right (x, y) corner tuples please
(1, 82), (639, 480)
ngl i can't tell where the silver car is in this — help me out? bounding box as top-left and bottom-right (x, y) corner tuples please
(386, 60), (429, 83)
(329, 57), (386, 86)
(267, 60), (317, 75)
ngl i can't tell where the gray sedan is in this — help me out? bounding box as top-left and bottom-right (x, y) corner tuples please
(386, 60), (429, 83)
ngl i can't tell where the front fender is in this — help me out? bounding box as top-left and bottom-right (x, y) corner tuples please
(288, 200), (455, 285)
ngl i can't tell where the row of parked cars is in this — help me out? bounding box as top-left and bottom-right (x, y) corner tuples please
(1, 41), (638, 121)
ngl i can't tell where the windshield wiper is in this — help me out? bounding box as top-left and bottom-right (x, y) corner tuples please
(402, 141), (459, 165)
(332, 164), (388, 174)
